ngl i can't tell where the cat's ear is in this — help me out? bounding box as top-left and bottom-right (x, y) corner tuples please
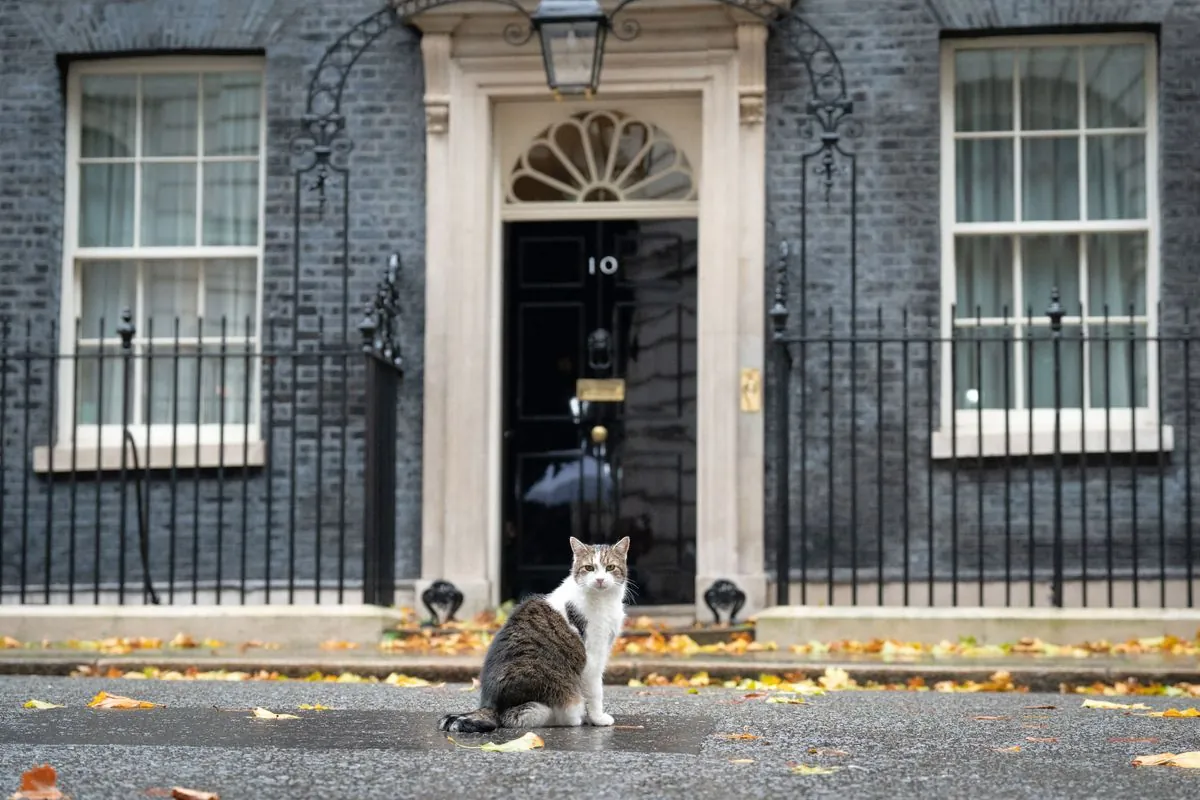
(569, 537), (590, 559)
(612, 536), (631, 559)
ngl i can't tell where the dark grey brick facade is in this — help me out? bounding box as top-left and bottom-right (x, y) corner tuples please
(0, 0), (426, 600)
(3, 0), (1199, 606)
(766, 0), (1200, 594)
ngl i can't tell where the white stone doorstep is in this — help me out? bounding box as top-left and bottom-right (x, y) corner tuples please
(755, 605), (1200, 647)
(0, 605), (409, 648)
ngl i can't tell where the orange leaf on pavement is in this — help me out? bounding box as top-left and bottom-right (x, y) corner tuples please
(9, 763), (64, 800)
(170, 788), (219, 800)
(87, 691), (157, 710)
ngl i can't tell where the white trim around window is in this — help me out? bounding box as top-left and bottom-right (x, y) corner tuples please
(935, 32), (1171, 459)
(35, 55), (268, 474)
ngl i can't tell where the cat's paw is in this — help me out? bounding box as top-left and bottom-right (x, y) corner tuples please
(587, 712), (615, 727)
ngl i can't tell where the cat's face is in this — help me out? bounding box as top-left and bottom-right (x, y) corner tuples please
(568, 536), (630, 594)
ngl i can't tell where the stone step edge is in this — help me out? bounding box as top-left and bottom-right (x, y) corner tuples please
(2, 655), (1197, 692)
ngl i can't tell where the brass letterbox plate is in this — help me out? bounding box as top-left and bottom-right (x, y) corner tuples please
(577, 378), (626, 403)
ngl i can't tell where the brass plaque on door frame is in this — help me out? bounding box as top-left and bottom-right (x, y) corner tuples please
(740, 367), (762, 413)
(577, 378), (626, 403)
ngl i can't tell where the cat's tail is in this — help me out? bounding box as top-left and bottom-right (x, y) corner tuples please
(438, 707), (500, 733)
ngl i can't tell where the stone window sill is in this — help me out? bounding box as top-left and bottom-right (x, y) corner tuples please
(932, 419), (1174, 460)
(32, 441), (266, 474)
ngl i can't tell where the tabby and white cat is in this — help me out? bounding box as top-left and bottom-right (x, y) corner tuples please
(437, 536), (630, 732)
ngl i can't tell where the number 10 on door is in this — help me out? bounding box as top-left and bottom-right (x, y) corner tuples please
(589, 256), (618, 275)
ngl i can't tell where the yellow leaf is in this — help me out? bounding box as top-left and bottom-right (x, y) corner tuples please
(22, 700), (64, 710)
(686, 688), (699, 694)
(2, 636), (22, 649)
(729, 758), (755, 764)
(1138, 707), (1200, 718)
(766, 695), (806, 705)
(249, 707), (300, 720)
(995, 745), (1022, 752)
(297, 704), (330, 711)
(1080, 699), (1151, 710)
(384, 673), (432, 688)
(447, 731), (545, 752)
(460, 677), (481, 692)
(87, 690), (158, 709)
(789, 764), (839, 775)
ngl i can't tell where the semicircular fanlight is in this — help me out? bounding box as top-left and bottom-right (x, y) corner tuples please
(508, 110), (697, 204)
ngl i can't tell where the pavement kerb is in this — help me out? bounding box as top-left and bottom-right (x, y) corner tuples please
(2, 654), (1199, 692)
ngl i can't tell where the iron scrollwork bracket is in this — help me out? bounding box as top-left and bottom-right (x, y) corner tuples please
(358, 253), (405, 373)
(611, 0), (860, 203)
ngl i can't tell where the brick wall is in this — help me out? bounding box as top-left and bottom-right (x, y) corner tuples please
(765, 0), (1200, 592)
(0, 0), (426, 601)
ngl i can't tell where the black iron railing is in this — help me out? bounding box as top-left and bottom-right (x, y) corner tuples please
(770, 279), (1198, 608)
(0, 264), (405, 606)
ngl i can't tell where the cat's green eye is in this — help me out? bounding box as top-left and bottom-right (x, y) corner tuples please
(605, 564), (615, 572)
(583, 565), (594, 571)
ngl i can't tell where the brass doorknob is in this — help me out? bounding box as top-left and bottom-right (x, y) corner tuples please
(590, 425), (608, 444)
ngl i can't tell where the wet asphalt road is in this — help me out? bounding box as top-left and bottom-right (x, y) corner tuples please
(0, 676), (1198, 799)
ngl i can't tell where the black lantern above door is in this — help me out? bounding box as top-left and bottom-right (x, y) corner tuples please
(530, 0), (609, 96)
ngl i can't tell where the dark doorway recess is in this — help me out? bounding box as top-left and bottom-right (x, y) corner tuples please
(502, 218), (698, 606)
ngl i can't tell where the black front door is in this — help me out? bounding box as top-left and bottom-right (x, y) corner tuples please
(502, 218), (698, 606)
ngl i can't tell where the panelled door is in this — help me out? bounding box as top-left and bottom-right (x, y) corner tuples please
(502, 218), (698, 605)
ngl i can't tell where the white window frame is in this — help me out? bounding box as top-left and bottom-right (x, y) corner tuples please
(935, 32), (1172, 459)
(38, 55), (267, 473)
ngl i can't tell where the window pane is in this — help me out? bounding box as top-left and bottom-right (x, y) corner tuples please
(203, 72), (262, 156)
(201, 343), (252, 425)
(1087, 134), (1146, 220)
(142, 74), (199, 157)
(81, 75), (136, 158)
(1022, 235), (1080, 314)
(955, 49), (1014, 132)
(1022, 137), (1080, 220)
(75, 344), (125, 425)
(205, 259), (257, 332)
(150, 347), (200, 425)
(79, 164), (134, 247)
(1088, 324), (1148, 408)
(1025, 325), (1084, 408)
(1087, 233), (1146, 318)
(202, 162), (259, 246)
(79, 261), (135, 339)
(1085, 44), (1146, 129)
(1021, 47), (1079, 131)
(141, 163), (197, 246)
(955, 236), (1013, 318)
(953, 327), (1014, 410)
(956, 139), (1014, 222)
(144, 261), (199, 337)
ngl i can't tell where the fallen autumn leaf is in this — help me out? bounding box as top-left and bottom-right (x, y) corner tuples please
(171, 788), (219, 800)
(297, 704), (330, 711)
(1137, 707), (1200, 718)
(87, 691), (157, 710)
(1132, 751), (1200, 768)
(789, 763), (840, 776)
(729, 759), (754, 765)
(22, 701), (63, 710)
(447, 732), (545, 752)
(9, 763), (64, 800)
(808, 747), (850, 756)
(1081, 699), (1151, 710)
(249, 707), (300, 720)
